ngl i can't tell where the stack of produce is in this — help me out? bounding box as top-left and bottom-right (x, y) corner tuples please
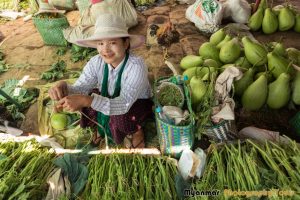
(0, 136), (179, 199)
(180, 51), (218, 139)
(0, 139), (56, 199)
(193, 139), (300, 199)
(249, 0), (300, 33)
(180, 28), (300, 113)
(80, 154), (178, 199)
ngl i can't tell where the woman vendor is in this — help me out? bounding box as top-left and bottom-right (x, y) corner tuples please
(49, 14), (153, 148)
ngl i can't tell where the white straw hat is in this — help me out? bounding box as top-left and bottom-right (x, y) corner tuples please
(77, 14), (145, 49)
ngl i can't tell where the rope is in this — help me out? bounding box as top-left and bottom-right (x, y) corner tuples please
(79, 111), (109, 150)
(162, 47), (169, 61)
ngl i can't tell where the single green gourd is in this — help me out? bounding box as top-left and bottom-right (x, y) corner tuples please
(249, 8), (264, 31)
(210, 28), (226, 45)
(278, 7), (295, 31)
(262, 8), (278, 34)
(258, 0), (267, 10)
(180, 55), (203, 69)
(182, 67), (198, 84)
(216, 35), (232, 49)
(255, 72), (274, 82)
(199, 42), (220, 61)
(294, 14), (300, 33)
(286, 48), (300, 65)
(271, 42), (286, 57)
(190, 76), (207, 105)
(242, 74), (268, 111)
(235, 56), (252, 69)
(267, 52), (291, 78)
(292, 71), (300, 105)
(183, 67), (216, 83)
(242, 36), (268, 66)
(203, 59), (222, 68)
(219, 38), (241, 63)
(234, 68), (255, 96)
(267, 73), (291, 109)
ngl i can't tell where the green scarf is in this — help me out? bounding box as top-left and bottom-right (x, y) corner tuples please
(96, 53), (129, 142)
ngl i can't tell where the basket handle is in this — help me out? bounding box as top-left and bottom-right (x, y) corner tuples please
(165, 60), (180, 76)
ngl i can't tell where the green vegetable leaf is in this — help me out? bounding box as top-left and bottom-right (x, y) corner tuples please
(0, 61), (8, 73)
(56, 47), (67, 56)
(41, 60), (67, 82)
(0, 51), (4, 61)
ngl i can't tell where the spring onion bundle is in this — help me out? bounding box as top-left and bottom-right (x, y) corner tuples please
(80, 154), (178, 199)
(193, 139), (300, 199)
(0, 140), (56, 199)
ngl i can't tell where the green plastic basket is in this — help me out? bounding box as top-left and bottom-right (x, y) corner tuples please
(33, 15), (69, 46)
(154, 76), (195, 158)
(289, 112), (300, 136)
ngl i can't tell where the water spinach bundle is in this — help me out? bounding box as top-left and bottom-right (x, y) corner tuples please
(193, 139), (300, 199)
(0, 139), (56, 199)
(80, 154), (178, 199)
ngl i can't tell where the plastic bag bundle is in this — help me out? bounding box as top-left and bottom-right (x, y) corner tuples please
(221, 0), (251, 24)
(186, 0), (223, 33)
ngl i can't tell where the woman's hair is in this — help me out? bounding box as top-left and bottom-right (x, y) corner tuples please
(122, 37), (130, 53)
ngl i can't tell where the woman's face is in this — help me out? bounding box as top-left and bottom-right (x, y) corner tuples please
(96, 38), (129, 68)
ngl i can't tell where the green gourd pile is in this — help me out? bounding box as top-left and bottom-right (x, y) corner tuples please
(249, 0), (300, 34)
(179, 28), (300, 112)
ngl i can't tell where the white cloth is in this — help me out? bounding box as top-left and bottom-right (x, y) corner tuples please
(67, 54), (152, 115)
(214, 66), (242, 101)
(211, 97), (235, 121)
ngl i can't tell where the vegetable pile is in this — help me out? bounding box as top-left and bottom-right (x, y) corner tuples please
(0, 134), (179, 199)
(180, 27), (300, 115)
(0, 139), (56, 199)
(80, 154), (178, 200)
(249, 0), (300, 34)
(193, 139), (300, 199)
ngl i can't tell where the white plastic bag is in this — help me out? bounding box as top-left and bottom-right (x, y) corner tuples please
(178, 148), (207, 180)
(186, 0), (223, 33)
(221, 0), (251, 24)
(194, 148), (206, 178)
(45, 168), (71, 200)
(162, 106), (190, 125)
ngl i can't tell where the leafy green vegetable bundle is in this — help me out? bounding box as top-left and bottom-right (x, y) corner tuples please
(0, 139), (56, 200)
(193, 139), (300, 199)
(80, 154), (178, 200)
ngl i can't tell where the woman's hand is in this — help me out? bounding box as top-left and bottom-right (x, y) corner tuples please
(56, 95), (93, 112)
(48, 81), (68, 100)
